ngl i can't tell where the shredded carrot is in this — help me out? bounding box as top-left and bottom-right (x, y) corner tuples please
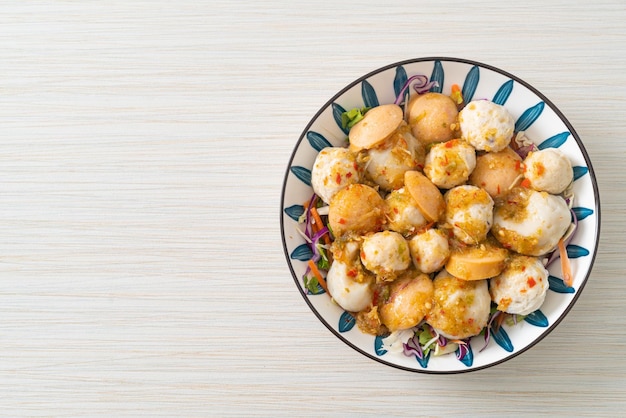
(558, 238), (574, 287)
(450, 84), (463, 105)
(310, 206), (330, 245)
(308, 259), (329, 293)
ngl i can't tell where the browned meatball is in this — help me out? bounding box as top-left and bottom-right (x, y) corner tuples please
(379, 272), (434, 332)
(469, 147), (523, 199)
(328, 184), (385, 238)
(407, 92), (459, 145)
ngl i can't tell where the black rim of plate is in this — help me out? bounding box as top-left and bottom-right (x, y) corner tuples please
(280, 56), (601, 374)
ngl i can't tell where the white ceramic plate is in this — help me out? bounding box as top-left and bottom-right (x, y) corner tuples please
(280, 57), (600, 373)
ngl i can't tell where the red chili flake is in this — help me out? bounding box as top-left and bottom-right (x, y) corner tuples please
(360, 250), (366, 260)
(445, 141), (454, 148)
(497, 184), (501, 195)
(527, 277), (537, 288)
(521, 178), (531, 188)
(393, 207), (399, 214)
(346, 172), (353, 178)
(515, 160), (522, 171)
(335, 173), (342, 184)
(338, 218), (346, 224)
(347, 269), (357, 277)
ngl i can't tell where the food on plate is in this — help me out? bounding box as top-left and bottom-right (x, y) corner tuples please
(469, 147), (523, 199)
(379, 272), (434, 332)
(384, 187), (429, 236)
(360, 231), (411, 281)
(404, 170), (445, 222)
(348, 104), (404, 152)
(408, 228), (450, 274)
(311, 147), (362, 204)
(459, 100), (515, 152)
(328, 183), (386, 238)
(445, 237), (509, 281)
(363, 123), (425, 191)
(407, 92), (459, 145)
(326, 257), (374, 312)
(523, 148), (573, 194)
(423, 139), (476, 189)
(425, 270), (492, 340)
(295, 73), (577, 362)
(443, 185), (494, 245)
(492, 186), (571, 256)
(489, 255), (549, 315)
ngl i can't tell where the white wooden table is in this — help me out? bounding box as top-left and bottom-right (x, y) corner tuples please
(0, 1), (624, 416)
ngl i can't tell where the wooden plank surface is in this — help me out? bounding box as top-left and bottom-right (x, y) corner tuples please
(0, 1), (624, 416)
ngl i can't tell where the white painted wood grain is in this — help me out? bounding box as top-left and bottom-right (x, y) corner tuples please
(0, 0), (624, 416)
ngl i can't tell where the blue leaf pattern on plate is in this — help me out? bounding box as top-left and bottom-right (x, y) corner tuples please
(524, 310), (549, 327)
(290, 166), (311, 186)
(515, 102), (545, 132)
(307, 131), (332, 152)
(290, 243), (312, 261)
(573, 166), (589, 181)
(492, 79), (514, 105)
(572, 207), (594, 221)
(462, 66), (480, 102)
(492, 326), (514, 352)
(457, 344), (474, 367)
(548, 275), (575, 293)
(339, 311), (356, 333)
(284, 204), (304, 221)
(374, 335), (387, 356)
(416, 351), (430, 368)
(567, 244), (590, 258)
(429, 60), (444, 93)
(394, 66), (408, 98)
(538, 131), (569, 149)
(362, 80), (379, 108)
(332, 102), (349, 135)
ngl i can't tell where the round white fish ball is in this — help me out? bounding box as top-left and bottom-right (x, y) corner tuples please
(444, 185), (494, 245)
(408, 228), (450, 273)
(326, 259), (373, 312)
(360, 231), (411, 280)
(524, 148), (573, 194)
(459, 100), (515, 152)
(490, 255), (549, 315)
(311, 147), (361, 204)
(424, 139), (476, 189)
(493, 187), (571, 256)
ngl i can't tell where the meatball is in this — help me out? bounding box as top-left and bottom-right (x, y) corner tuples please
(311, 147), (362, 204)
(408, 228), (450, 273)
(360, 231), (411, 281)
(364, 124), (426, 191)
(326, 258), (374, 312)
(407, 92), (459, 145)
(444, 185), (494, 245)
(492, 186), (571, 256)
(426, 270), (491, 340)
(469, 147), (523, 199)
(328, 184), (386, 238)
(424, 139), (476, 189)
(379, 272), (434, 332)
(523, 148), (573, 194)
(384, 187), (429, 236)
(459, 100), (515, 152)
(490, 255), (549, 315)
